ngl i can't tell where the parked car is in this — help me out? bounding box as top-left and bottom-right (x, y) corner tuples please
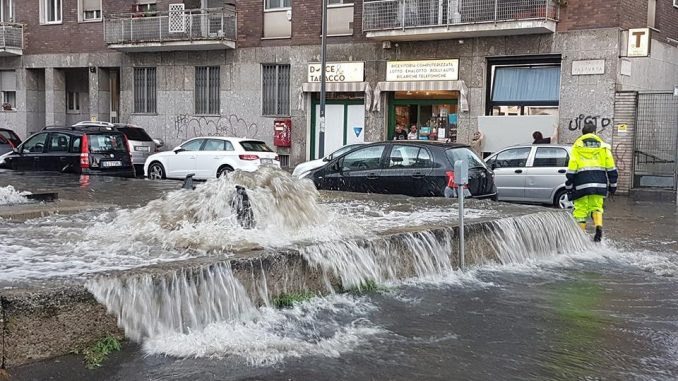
(293, 143), (364, 179)
(2, 126), (135, 177)
(0, 128), (21, 147)
(485, 144), (572, 208)
(72, 121), (163, 174)
(144, 137), (280, 180)
(308, 141), (497, 198)
(0, 134), (14, 157)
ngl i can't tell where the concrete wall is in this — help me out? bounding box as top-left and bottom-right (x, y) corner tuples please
(619, 40), (678, 91)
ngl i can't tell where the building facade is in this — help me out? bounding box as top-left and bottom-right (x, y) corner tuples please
(0, 0), (677, 194)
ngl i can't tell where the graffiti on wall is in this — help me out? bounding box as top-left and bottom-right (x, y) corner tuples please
(173, 114), (261, 142)
(568, 114), (612, 134)
(613, 142), (630, 176)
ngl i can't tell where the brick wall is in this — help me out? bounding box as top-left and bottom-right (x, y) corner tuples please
(557, 0), (621, 32)
(655, 0), (678, 44)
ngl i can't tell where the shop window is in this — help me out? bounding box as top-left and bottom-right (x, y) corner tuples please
(134, 67), (157, 114)
(67, 92), (80, 112)
(262, 64), (290, 116)
(195, 66), (220, 115)
(265, 0), (291, 10)
(40, 0), (62, 24)
(79, 0), (102, 21)
(533, 147), (569, 168)
(488, 63), (560, 116)
(487, 147), (531, 168)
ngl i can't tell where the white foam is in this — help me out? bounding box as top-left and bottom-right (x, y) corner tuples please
(0, 185), (30, 205)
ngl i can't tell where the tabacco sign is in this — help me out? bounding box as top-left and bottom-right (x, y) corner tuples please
(627, 28), (650, 57)
(386, 59), (459, 81)
(307, 62), (364, 83)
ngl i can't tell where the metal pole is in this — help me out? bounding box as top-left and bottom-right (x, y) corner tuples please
(318, 0), (328, 158)
(458, 180), (465, 269)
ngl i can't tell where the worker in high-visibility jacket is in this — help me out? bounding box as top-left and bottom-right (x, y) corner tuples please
(565, 123), (618, 242)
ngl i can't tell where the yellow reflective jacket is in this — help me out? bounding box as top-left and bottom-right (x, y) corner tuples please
(565, 133), (618, 200)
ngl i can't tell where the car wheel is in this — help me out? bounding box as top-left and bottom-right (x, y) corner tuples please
(148, 162), (165, 180)
(554, 189), (573, 209)
(217, 165), (233, 178)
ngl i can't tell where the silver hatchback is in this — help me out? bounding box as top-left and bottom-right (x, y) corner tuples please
(485, 144), (573, 209)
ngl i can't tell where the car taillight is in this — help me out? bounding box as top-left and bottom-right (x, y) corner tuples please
(80, 134), (89, 169)
(121, 134), (132, 161)
(239, 154), (259, 161)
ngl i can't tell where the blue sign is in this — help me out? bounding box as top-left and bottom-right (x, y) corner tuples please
(353, 127), (363, 137)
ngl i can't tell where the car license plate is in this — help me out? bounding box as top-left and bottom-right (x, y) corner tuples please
(134, 146), (150, 152)
(261, 158), (273, 164)
(102, 160), (122, 167)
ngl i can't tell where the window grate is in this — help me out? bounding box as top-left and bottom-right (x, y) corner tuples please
(195, 66), (220, 115)
(278, 154), (290, 168)
(134, 67), (157, 113)
(262, 64), (290, 116)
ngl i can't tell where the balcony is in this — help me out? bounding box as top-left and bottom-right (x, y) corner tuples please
(362, 0), (558, 41)
(104, 8), (236, 52)
(0, 23), (23, 56)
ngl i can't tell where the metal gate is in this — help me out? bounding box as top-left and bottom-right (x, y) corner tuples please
(634, 92), (678, 190)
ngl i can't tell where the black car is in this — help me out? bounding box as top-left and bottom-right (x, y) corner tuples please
(3, 127), (135, 177)
(309, 141), (497, 198)
(0, 128), (21, 155)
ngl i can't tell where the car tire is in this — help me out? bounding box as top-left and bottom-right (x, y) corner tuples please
(217, 165), (234, 178)
(554, 188), (573, 209)
(148, 162), (166, 180)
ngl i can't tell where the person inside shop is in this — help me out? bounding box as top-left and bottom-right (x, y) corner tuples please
(408, 125), (418, 140)
(532, 131), (551, 144)
(394, 124), (408, 140)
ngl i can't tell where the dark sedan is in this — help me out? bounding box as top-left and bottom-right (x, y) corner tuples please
(308, 141), (497, 198)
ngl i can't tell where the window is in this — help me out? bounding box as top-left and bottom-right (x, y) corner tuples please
(67, 92), (80, 112)
(135, 3), (157, 13)
(21, 133), (48, 153)
(487, 61), (561, 116)
(388, 145), (432, 169)
(2, 91), (15, 110)
(1, 0), (15, 22)
(446, 148), (486, 169)
(195, 66), (220, 115)
(202, 139), (234, 151)
(328, 0), (351, 4)
(240, 140), (273, 152)
(134, 68), (157, 114)
(262, 64), (290, 116)
(675, 0), (678, 8)
(48, 133), (71, 152)
(1, 70), (16, 110)
(70, 137), (81, 153)
(80, 0), (102, 21)
(117, 127), (153, 142)
(41, 0), (63, 24)
(489, 147), (531, 168)
(181, 139), (205, 151)
(340, 145), (385, 171)
(533, 147), (569, 168)
(647, 0), (656, 28)
(265, 0), (291, 10)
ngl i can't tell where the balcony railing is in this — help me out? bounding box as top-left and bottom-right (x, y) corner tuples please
(363, 0), (558, 32)
(104, 8), (236, 47)
(0, 23), (23, 54)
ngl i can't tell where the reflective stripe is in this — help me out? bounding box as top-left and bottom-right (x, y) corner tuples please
(575, 183), (608, 190)
(609, 183), (617, 187)
(606, 167), (617, 172)
(573, 167), (607, 173)
(565, 184), (573, 189)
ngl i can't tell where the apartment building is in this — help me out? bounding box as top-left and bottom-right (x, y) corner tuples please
(0, 0), (676, 195)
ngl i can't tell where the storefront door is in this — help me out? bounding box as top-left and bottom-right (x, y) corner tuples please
(310, 99), (365, 160)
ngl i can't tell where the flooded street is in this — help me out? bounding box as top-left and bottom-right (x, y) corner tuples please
(2, 170), (678, 381)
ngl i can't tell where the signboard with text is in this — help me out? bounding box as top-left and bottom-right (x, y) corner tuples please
(572, 60), (605, 75)
(627, 28), (650, 57)
(307, 62), (365, 83)
(386, 59), (459, 81)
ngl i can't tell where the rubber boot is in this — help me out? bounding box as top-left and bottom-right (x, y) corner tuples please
(578, 223), (587, 231)
(592, 212), (603, 242)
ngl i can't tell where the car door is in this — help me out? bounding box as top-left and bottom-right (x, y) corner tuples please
(44, 132), (75, 172)
(336, 145), (387, 193)
(486, 147), (532, 201)
(526, 147), (570, 203)
(11, 132), (48, 170)
(196, 139), (235, 179)
(381, 144), (434, 196)
(165, 139), (204, 179)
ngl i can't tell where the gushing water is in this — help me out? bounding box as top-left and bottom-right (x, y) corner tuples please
(0, 185), (31, 205)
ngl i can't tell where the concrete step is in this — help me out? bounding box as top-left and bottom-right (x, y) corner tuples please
(629, 188), (677, 203)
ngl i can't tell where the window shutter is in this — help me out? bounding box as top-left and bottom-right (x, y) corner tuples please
(1, 71), (16, 92)
(83, 0), (100, 11)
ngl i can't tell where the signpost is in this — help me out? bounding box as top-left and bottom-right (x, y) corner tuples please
(454, 160), (468, 270)
(318, 0), (328, 158)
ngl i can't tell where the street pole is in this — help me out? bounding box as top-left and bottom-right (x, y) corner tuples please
(454, 160), (468, 270)
(318, 0), (328, 158)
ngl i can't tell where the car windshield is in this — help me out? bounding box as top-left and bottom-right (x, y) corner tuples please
(446, 148), (486, 169)
(117, 127), (153, 142)
(327, 144), (358, 160)
(88, 133), (127, 153)
(240, 140), (273, 152)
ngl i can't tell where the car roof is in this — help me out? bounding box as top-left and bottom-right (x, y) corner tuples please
(188, 137), (265, 142)
(495, 144), (571, 150)
(376, 140), (470, 149)
(40, 126), (125, 134)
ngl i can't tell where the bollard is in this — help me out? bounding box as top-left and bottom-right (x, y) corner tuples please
(454, 160), (469, 270)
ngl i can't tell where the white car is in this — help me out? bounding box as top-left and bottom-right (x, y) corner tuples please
(292, 143), (364, 178)
(144, 137), (280, 180)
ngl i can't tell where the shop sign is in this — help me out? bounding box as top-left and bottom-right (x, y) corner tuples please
(307, 62), (364, 83)
(627, 28), (650, 57)
(386, 59), (459, 82)
(571, 60), (605, 76)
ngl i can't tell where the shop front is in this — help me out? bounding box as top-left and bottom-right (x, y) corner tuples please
(373, 59), (469, 142)
(299, 62), (371, 160)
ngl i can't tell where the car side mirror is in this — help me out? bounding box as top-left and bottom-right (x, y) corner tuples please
(153, 138), (164, 148)
(173, 147), (184, 154)
(322, 156), (331, 162)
